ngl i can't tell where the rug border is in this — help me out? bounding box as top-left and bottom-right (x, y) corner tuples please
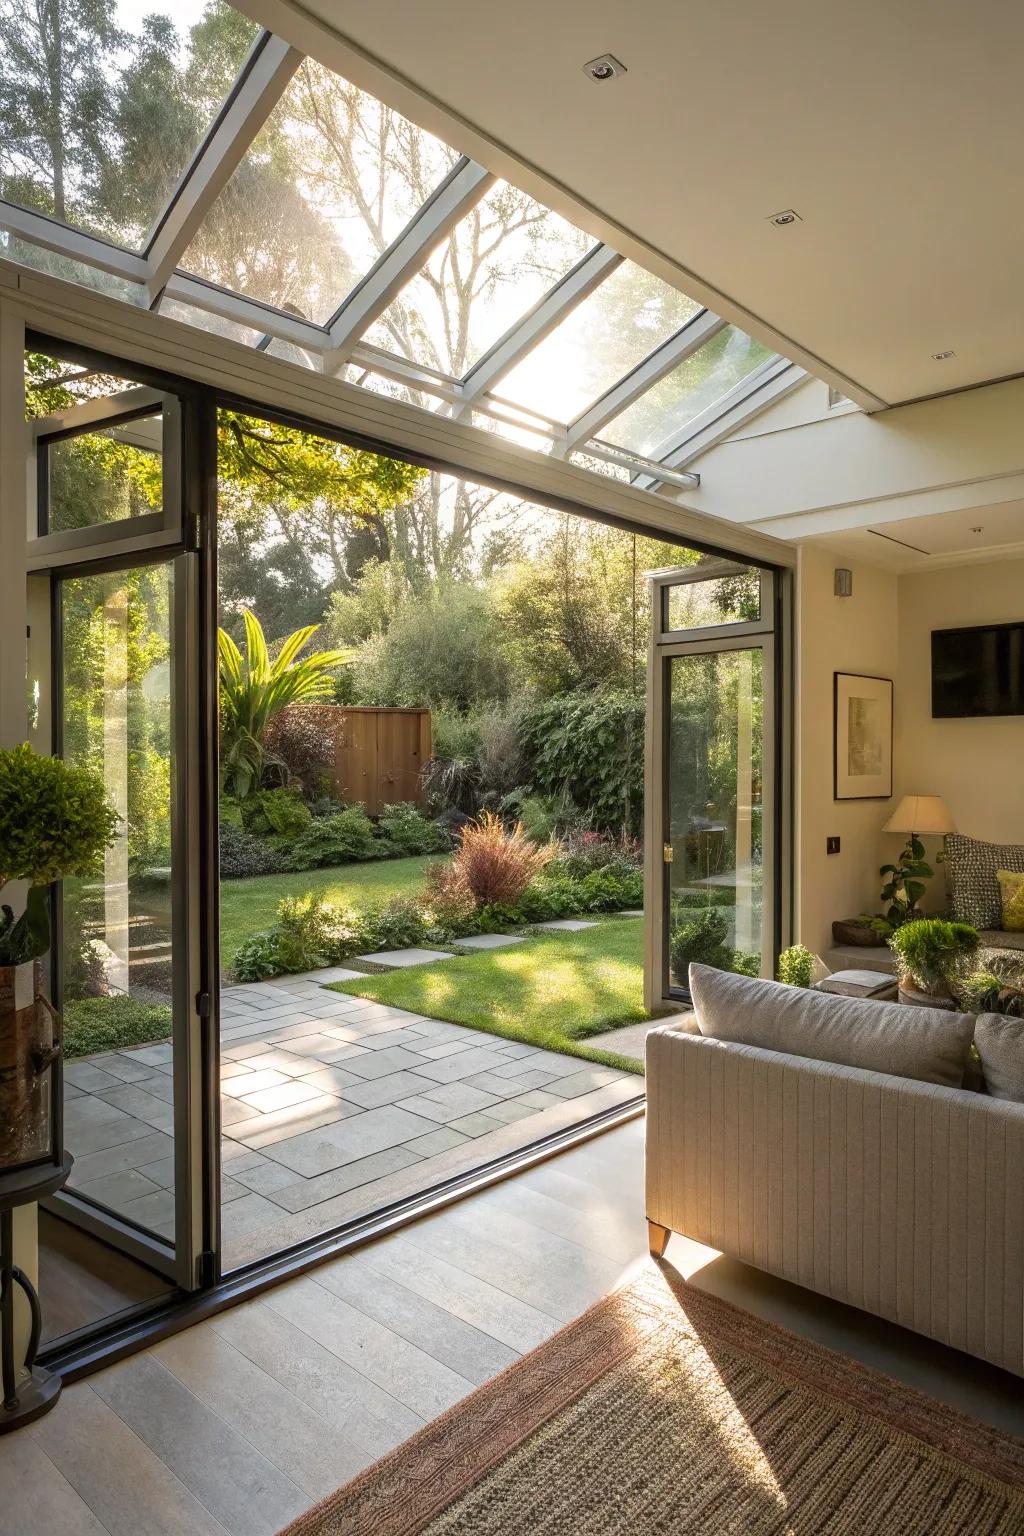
(277, 1262), (1024, 1536)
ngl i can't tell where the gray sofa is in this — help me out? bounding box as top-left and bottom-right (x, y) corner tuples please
(645, 966), (1024, 1377)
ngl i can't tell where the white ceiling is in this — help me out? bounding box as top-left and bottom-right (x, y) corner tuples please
(263, 0), (1024, 409)
(806, 500), (1024, 572)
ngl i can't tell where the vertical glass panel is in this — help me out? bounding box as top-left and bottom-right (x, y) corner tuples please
(497, 261), (702, 423)
(181, 59), (459, 322)
(60, 563), (178, 1243)
(664, 566), (762, 630)
(365, 184), (594, 376)
(0, 3), (258, 249)
(601, 328), (774, 456)
(666, 648), (764, 991)
(45, 413), (163, 534)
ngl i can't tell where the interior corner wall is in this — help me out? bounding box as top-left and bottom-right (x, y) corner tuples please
(894, 557), (1024, 868)
(795, 546), (897, 958)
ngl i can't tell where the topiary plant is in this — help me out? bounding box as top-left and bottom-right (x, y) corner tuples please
(777, 944), (815, 988)
(0, 743), (119, 964)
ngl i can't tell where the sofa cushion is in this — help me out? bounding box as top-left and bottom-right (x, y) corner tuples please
(688, 963), (975, 1088)
(945, 834), (1024, 929)
(996, 870), (1024, 932)
(974, 1014), (1024, 1103)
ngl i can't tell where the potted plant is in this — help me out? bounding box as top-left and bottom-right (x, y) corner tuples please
(0, 744), (117, 1170)
(833, 838), (945, 947)
(888, 918), (979, 1009)
(776, 944), (815, 987)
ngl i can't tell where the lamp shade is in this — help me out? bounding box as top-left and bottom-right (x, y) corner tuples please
(883, 794), (956, 835)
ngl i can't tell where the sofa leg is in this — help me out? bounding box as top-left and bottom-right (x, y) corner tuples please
(647, 1220), (671, 1258)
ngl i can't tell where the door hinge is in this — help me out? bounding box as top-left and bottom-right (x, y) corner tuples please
(196, 990), (211, 1019)
(195, 1249), (216, 1288)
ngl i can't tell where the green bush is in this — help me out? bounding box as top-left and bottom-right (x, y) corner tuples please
(377, 802), (448, 857)
(777, 944), (814, 988)
(669, 907), (759, 982)
(352, 586), (510, 711)
(889, 918), (979, 994)
(219, 821), (287, 879)
(518, 690), (644, 834)
(241, 787), (311, 838)
(63, 996), (172, 1058)
(431, 709), (483, 763)
(232, 890), (429, 980)
(358, 897), (429, 953)
(279, 807), (377, 869)
(513, 794), (562, 845)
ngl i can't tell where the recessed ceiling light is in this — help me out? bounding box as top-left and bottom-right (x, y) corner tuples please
(970, 526), (983, 533)
(767, 209), (802, 227)
(582, 54), (627, 82)
(932, 350), (955, 360)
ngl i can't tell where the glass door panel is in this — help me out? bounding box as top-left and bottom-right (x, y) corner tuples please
(665, 647), (765, 994)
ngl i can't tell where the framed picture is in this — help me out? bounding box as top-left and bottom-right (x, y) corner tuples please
(834, 672), (893, 800)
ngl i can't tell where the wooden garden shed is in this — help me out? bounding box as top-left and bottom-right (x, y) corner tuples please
(330, 706), (432, 815)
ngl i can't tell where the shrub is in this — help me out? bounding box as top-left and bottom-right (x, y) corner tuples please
(431, 709), (482, 762)
(219, 821), (287, 879)
(278, 807), (377, 869)
(509, 793), (561, 845)
(517, 690), (644, 835)
(559, 828), (642, 878)
(574, 867), (643, 911)
(889, 918), (979, 995)
(234, 892), (363, 980)
(670, 908), (732, 978)
(377, 802), (449, 857)
(358, 897), (428, 953)
(241, 787), (312, 838)
(351, 585), (510, 710)
(777, 944), (814, 988)
(454, 812), (554, 906)
(261, 705), (338, 796)
(63, 996), (173, 1059)
(420, 755), (480, 814)
(422, 861), (480, 935)
(475, 705), (525, 796)
(233, 931), (284, 982)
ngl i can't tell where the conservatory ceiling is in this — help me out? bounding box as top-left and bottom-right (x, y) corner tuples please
(0, 2), (804, 498)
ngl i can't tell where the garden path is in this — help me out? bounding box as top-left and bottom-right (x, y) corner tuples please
(62, 968), (643, 1271)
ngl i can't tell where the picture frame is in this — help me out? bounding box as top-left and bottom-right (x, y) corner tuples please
(833, 672), (893, 800)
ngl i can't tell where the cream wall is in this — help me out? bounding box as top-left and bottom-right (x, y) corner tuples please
(895, 558), (1024, 856)
(795, 546), (897, 957)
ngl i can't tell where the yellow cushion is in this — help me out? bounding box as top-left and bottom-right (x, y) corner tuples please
(996, 869), (1024, 932)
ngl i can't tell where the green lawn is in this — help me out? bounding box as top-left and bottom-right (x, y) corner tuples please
(219, 854), (440, 968)
(330, 916), (647, 1073)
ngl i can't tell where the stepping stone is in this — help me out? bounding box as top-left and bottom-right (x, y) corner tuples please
(621, 909), (644, 917)
(272, 966), (367, 985)
(355, 947), (455, 968)
(454, 934), (524, 950)
(531, 919), (598, 932)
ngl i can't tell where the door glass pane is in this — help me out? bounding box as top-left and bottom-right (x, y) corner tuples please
(666, 648), (765, 992)
(664, 566), (762, 630)
(59, 564), (178, 1246)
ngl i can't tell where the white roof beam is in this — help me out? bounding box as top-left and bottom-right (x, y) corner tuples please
(0, 202), (147, 283)
(144, 34), (302, 300)
(563, 308), (727, 452)
(161, 272), (328, 350)
(455, 244), (623, 418)
(324, 159), (494, 364)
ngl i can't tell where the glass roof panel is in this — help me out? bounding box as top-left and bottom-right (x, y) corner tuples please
(179, 58), (458, 324)
(495, 261), (703, 424)
(363, 183), (594, 377)
(0, 0), (258, 251)
(601, 326), (774, 456)
(0, 228), (146, 304)
(156, 295), (264, 346)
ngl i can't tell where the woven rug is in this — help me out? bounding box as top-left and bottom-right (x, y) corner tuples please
(278, 1263), (1024, 1536)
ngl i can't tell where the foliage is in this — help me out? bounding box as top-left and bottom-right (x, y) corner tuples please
(241, 787), (311, 838)
(518, 690), (644, 835)
(218, 610), (351, 797)
(358, 897), (429, 953)
(422, 862), (480, 935)
(889, 919), (980, 995)
(430, 709), (483, 763)
(377, 802), (449, 856)
(232, 889), (429, 981)
(474, 705), (525, 798)
(957, 969), (1024, 1018)
(63, 996), (173, 1059)
(514, 794), (563, 846)
(260, 706), (337, 797)
(278, 807), (378, 870)
(351, 585), (509, 710)
(670, 907), (759, 982)
(777, 944), (815, 988)
(454, 813), (554, 906)
(0, 744), (119, 964)
(219, 821), (287, 879)
(558, 828), (643, 878)
(420, 755), (481, 815)
(878, 835), (942, 928)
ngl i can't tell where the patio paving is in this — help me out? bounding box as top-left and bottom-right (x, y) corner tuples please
(62, 969), (643, 1269)
(354, 947), (456, 967)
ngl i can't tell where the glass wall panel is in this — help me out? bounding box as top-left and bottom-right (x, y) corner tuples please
(496, 262), (702, 423)
(602, 327), (774, 456)
(664, 567), (762, 630)
(0, 2), (258, 250)
(365, 184), (594, 376)
(666, 647), (764, 991)
(180, 60), (458, 323)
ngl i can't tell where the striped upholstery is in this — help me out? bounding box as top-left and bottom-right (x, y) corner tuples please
(645, 1024), (1024, 1376)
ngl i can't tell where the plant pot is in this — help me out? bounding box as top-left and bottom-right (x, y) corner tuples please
(832, 919), (881, 947)
(0, 961), (60, 1169)
(897, 983), (957, 1011)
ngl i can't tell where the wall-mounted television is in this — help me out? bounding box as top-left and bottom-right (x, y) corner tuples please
(932, 622), (1024, 718)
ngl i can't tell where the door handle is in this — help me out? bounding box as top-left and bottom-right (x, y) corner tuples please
(663, 844), (674, 864)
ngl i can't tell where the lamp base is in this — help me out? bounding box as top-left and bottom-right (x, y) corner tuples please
(0, 1364), (61, 1432)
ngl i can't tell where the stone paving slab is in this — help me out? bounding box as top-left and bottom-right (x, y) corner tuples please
(531, 919), (598, 931)
(354, 947), (455, 968)
(452, 934), (524, 950)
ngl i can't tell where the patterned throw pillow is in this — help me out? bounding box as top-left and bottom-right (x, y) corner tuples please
(997, 870), (1024, 932)
(944, 835), (1024, 929)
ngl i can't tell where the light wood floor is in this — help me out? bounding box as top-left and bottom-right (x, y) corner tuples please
(3, 1115), (1022, 1536)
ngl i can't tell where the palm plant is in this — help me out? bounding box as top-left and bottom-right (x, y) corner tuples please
(218, 611), (352, 798)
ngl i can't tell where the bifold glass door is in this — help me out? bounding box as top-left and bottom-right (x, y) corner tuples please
(645, 563), (779, 1008)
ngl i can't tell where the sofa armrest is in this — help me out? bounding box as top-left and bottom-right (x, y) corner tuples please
(645, 1029), (1024, 1375)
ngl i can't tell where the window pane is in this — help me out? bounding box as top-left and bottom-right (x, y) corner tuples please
(602, 328), (774, 457)
(181, 59), (458, 323)
(0, 2), (258, 250)
(365, 184), (594, 376)
(664, 566), (762, 630)
(158, 295), (264, 347)
(496, 261), (702, 424)
(47, 417), (162, 533)
(0, 229), (145, 305)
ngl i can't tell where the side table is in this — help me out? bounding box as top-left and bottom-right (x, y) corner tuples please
(0, 1153), (72, 1432)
